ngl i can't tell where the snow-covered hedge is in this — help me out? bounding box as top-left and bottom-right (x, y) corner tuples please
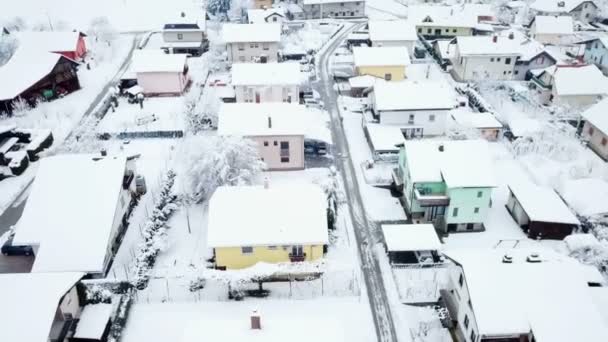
(131, 170), (178, 290)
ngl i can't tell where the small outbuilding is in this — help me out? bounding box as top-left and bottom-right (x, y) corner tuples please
(506, 182), (580, 239)
(364, 123), (405, 157)
(131, 51), (190, 96)
(382, 224), (443, 264)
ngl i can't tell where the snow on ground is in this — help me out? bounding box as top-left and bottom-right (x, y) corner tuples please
(122, 298), (375, 342)
(282, 21), (343, 54)
(392, 266), (450, 304)
(366, 0), (408, 20)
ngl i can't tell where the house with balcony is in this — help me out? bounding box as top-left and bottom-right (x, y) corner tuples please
(299, 0), (365, 19)
(13, 153), (140, 277)
(394, 140), (496, 234)
(451, 35), (522, 81)
(0, 272), (85, 342)
(161, 12), (208, 56)
(530, 0), (597, 23)
(231, 62), (302, 103)
(442, 248), (608, 342)
(353, 46), (410, 81)
(578, 37), (608, 75)
(530, 64), (608, 107)
(207, 183), (329, 270)
(369, 80), (457, 137)
(222, 23), (281, 63)
(581, 97), (608, 160)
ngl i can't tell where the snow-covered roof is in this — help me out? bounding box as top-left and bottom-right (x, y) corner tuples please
(353, 46), (410, 67)
(0, 272), (84, 342)
(508, 117), (542, 137)
(560, 177), (608, 216)
(163, 12), (206, 31)
(508, 182), (580, 225)
(531, 0), (596, 13)
(17, 31), (83, 53)
(247, 8), (285, 24)
(217, 103), (330, 142)
(551, 64), (608, 97)
(368, 20), (418, 43)
(207, 184), (329, 248)
(451, 110), (503, 129)
(303, 0), (361, 4)
(445, 248), (608, 340)
(403, 139), (496, 188)
(131, 50), (187, 73)
(365, 123), (405, 153)
(382, 224), (442, 251)
(231, 62), (302, 86)
(348, 75), (383, 89)
(498, 29), (555, 62)
(372, 80), (456, 111)
(73, 304), (113, 340)
(582, 97), (608, 133)
(456, 36), (522, 56)
(408, 4), (494, 27)
(222, 23), (281, 43)
(531, 15), (574, 35)
(14, 154), (128, 274)
(0, 47), (71, 101)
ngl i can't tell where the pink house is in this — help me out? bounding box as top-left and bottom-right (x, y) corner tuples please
(132, 52), (190, 96)
(18, 31), (87, 61)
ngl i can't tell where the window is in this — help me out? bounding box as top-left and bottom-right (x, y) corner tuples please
(263, 43), (269, 50)
(427, 28), (432, 34)
(408, 114), (415, 124)
(429, 114), (436, 122)
(280, 141), (290, 163)
(474, 207), (480, 214)
(505, 57), (511, 64)
(460, 57), (464, 65)
(177, 33), (183, 40)
(453, 207), (459, 217)
(477, 191), (482, 198)
(603, 137), (608, 146)
(274, 141), (278, 146)
(503, 71), (507, 75)
(514, 70), (519, 75)
(453, 29), (457, 33)
(445, 28), (449, 33)
(268, 245), (277, 250)
(464, 315), (469, 329)
(497, 57), (501, 62)
(418, 28), (422, 33)
(264, 141), (269, 146)
(281, 157), (290, 163)
(589, 126), (595, 136)
(538, 56), (545, 64)
(241, 246), (253, 254)
(466, 223), (475, 230)
(238, 43), (245, 51)
(458, 273), (464, 287)
(351, 11), (354, 16)
(340, 2), (344, 5)
(272, 17), (277, 22)
(470, 330), (476, 342)
(490, 58), (494, 62)
(384, 73), (392, 81)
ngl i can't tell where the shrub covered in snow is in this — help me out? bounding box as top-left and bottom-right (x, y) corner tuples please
(177, 135), (265, 203)
(0, 33), (18, 66)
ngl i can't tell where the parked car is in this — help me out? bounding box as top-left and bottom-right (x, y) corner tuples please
(1, 234), (34, 256)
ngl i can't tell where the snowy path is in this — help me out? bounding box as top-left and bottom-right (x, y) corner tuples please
(313, 22), (400, 342)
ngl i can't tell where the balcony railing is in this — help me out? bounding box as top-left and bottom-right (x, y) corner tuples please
(289, 253), (306, 262)
(414, 188), (450, 207)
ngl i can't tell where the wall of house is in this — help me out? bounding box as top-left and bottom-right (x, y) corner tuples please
(249, 135), (305, 170)
(162, 30), (205, 43)
(234, 84), (299, 103)
(377, 109), (448, 135)
(570, 1), (597, 23)
(356, 65), (406, 80)
(445, 187), (492, 227)
(532, 32), (568, 45)
(76, 36), (87, 59)
(255, 0), (273, 9)
(59, 286), (81, 319)
(479, 128), (500, 141)
(506, 191), (530, 227)
(446, 265), (480, 342)
(583, 41), (608, 75)
(417, 25), (473, 38)
(582, 121), (608, 160)
(371, 40), (416, 57)
(513, 54), (555, 80)
(137, 71), (189, 95)
(302, 1), (365, 19)
(215, 244), (325, 269)
(528, 221), (575, 240)
(452, 54), (517, 81)
(552, 91), (602, 109)
(227, 42), (279, 62)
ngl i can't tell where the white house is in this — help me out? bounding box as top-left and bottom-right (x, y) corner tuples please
(529, 15), (574, 45)
(131, 50), (190, 96)
(0, 272), (85, 342)
(579, 37), (608, 75)
(368, 20), (418, 54)
(582, 98), (608, 160)
(13, 154), (139, 276)
(352, 46), (411, 81)
(408, 4), (495, 39)
(217, 103), (330, 170)
(530, 64), (608, 107)
(222, 23), (281, 63)
(370, 80), (457, 137)
(499, 29), (558, 80)
(443, 248), (608, 342)
(231, 62), (302, 103)
(451, 35), (522, 81)
(299, 0), (365, 19)
(530, 0), (597, 23)
(161, 12), (207, 56)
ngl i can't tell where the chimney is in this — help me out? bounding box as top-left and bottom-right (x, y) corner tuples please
(438, 144), (444, 152)
(181, 11), (186, 17)
(251, 309), (261, 330)
(267, 116), (272, 129)
(100, 149), (107, 157)
(508, 32), (514, 40)
(502, 253), (513, 263)
(492, 35), (498, 43)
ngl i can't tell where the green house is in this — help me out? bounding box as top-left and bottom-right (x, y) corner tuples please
(394, 140), (496, 234)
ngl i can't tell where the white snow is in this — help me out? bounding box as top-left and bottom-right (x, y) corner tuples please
(247, 8), (285, 24)
(231, 62), (302, 86)
(564, 233), (601, 252)
(365, 123), (405, 154)
(532, 15), (574, 35)
(455, 36), (522, 56)
(382, 224), (442, 252)
(303, 0), (360, 4)
(222, 23), (281, 43)
(348, 75), (383, 89)
(508, 182), (580, 225)
(368, 20), (417, 43)
(372, 80), (456, 111)
(16, 31), (82, 53)
(451, 110), (503, 129)
(445, 248), (608, 341)
(531, 0), (591, 13)
(548, 64), (608, 97)
(13, 154), (127, 274)
(560, 177), (608, 216)
(508, 117), (542, 137)
(207, 184), (329, 248)
(131, 50), (187, 73)
(582, 97), (608, 133)
(352, 46), (410, 67)
(0, 272), (83, 342)
(73, 303), (113, 340)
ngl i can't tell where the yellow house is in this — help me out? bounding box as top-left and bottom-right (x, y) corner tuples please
(254, 0), (273, 9)
(353, 46), (410, 81)
(207, 184), (329, 270)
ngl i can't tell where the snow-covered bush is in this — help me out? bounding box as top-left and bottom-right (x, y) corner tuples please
(208, 0), (232, 15)
(10, 98), (31, 117)
(0, 34), (18, 66)
(178, 135), (265, 203)
(88, 16), (117, 43)
(315, 166), (343, 230)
